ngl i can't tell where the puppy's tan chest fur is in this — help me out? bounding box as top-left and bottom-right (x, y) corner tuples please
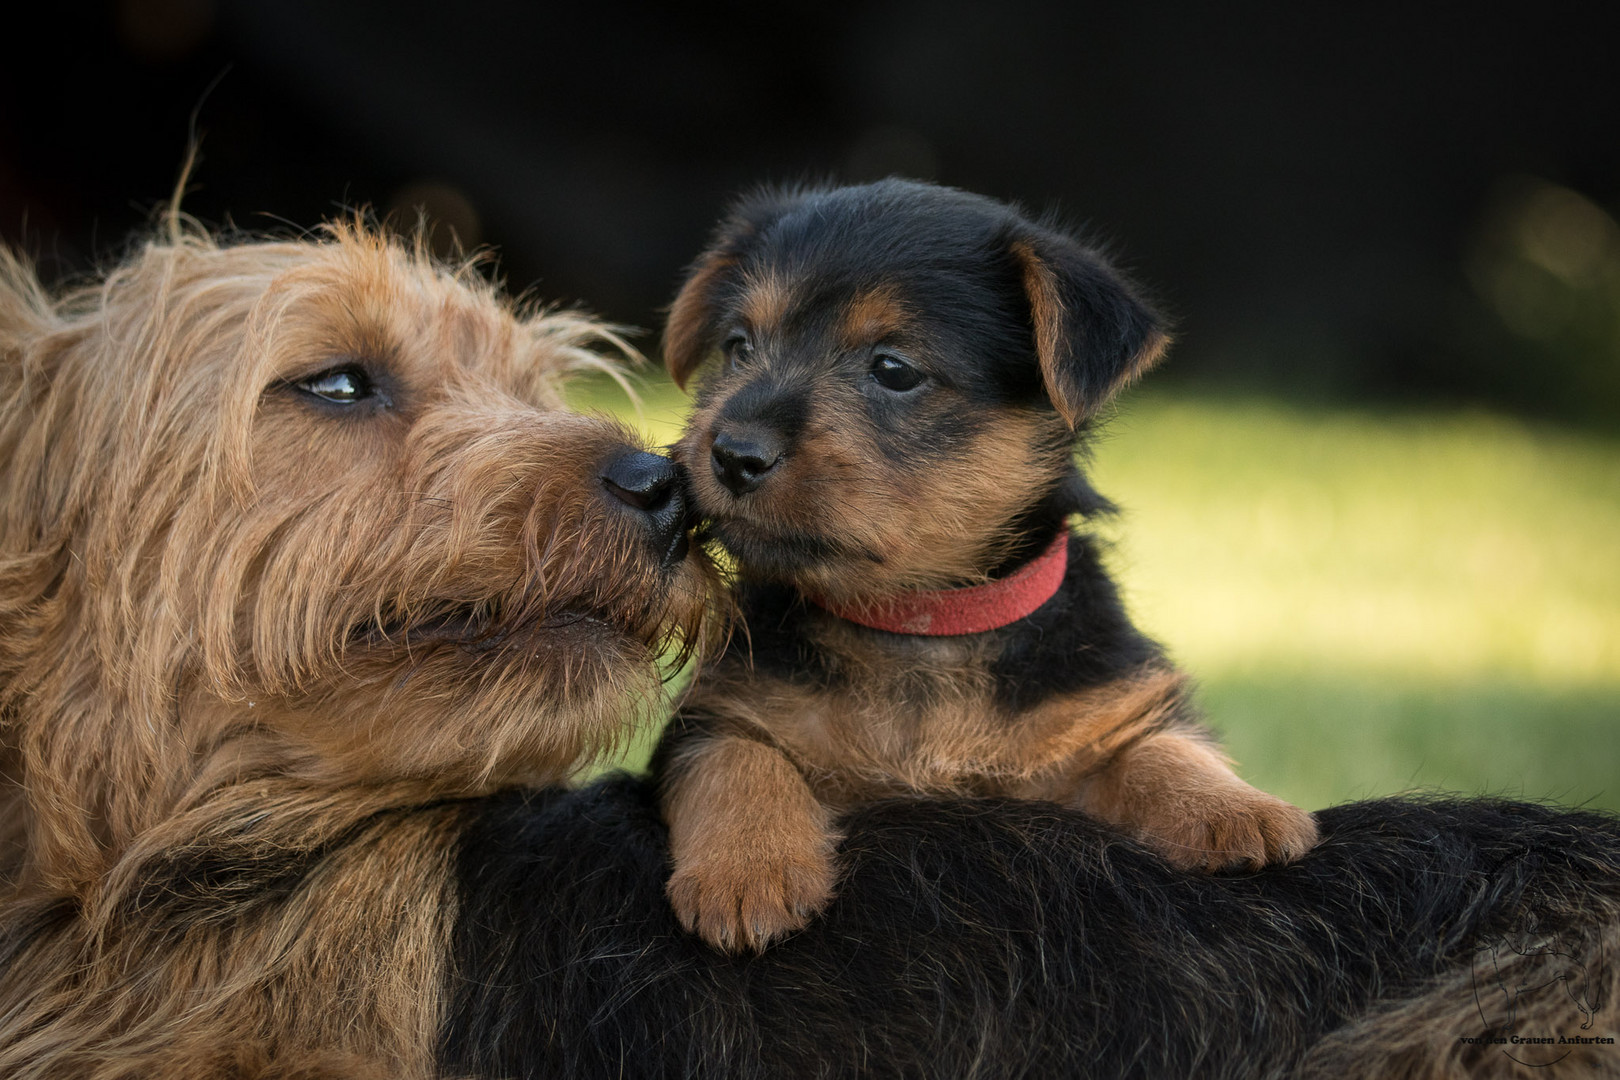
(685, 624), (1143, 805)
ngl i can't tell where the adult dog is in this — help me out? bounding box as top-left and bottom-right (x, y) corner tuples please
(0, 216), (713, 1076)
(1, 214), (1616, 1079)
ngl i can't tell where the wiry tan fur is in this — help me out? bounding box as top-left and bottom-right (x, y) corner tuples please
(0, 219), (712, 1077)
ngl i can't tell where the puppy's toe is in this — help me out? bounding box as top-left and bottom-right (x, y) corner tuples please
(1255, 797), (1320, 864)
(1145, 788), (1318, 872)
(667, 848), (836, 954)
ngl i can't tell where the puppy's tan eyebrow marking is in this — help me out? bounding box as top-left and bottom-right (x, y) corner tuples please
(739, 269), (796, 333)
(839, 285), (912, 348)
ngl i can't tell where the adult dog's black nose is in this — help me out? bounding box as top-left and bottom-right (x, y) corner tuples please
(710, 430), (782, 496)
(600, 450), (689, 565)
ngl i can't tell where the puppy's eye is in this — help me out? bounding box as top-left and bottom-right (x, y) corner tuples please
(296, 367), (374, 405)
(723, 334), (755, 371)
(869, 353), (925, 392)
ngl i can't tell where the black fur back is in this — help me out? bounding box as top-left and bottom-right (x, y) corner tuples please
(444, 778), (1620, 1079)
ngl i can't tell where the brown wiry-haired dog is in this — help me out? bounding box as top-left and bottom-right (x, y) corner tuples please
(0, 212), (711, 1077)
(656, 180), (1319, 952)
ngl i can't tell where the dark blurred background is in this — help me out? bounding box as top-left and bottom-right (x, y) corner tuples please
(2, 0), (1617, 425)
(4, 1), (1617, 806)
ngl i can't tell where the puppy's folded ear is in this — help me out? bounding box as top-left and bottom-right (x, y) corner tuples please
(1011, 227), (1169, 427)
(664, 249), (736, 390)
(663, 188), (806, 389)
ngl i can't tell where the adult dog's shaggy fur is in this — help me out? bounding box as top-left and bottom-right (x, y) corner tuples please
(0, 212), (1616, 1080)
(0, 218), (713, 1076)
(449, 783), (1620, 1080)
(655, 180), (1315, 952)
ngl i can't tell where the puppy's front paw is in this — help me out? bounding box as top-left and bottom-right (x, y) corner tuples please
(666, 843), (836, 954)
(1145, 785), (1319, 872)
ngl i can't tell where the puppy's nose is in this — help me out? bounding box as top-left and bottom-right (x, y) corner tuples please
(710, 430), (782, 496)
(600, 449), (689, 565)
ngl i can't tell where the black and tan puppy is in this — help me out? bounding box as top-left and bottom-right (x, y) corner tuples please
(656, 179), (1318, 953)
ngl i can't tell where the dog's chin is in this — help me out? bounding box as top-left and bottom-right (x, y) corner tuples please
(705, 518), (878, 586)
(703, 521), (920, 608)
(707, 518), (1019, 605)
(346, 536), (715, 661)
(350, 605), (640, 657)
(273, 613), (669, 791)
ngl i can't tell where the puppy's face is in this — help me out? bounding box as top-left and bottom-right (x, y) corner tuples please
(666, 181), (1167, 605)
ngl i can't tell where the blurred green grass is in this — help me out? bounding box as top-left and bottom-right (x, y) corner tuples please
(570, 373), (1620, 812)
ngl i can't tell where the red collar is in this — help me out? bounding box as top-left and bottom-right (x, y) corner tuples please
(811, 532), (1070, 636)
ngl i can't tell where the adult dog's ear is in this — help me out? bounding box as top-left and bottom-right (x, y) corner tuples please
(663, 188), (806, 389)
(1011, 226), (1168, 427)
(0, 247), (50, 361)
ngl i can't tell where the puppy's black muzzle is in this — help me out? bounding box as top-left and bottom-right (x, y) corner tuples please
(600, 449), (690, 567)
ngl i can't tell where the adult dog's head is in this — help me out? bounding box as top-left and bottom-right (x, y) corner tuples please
(0, 222), (713, 891)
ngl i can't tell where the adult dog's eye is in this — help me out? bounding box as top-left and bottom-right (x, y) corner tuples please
(723, 334), (754, 371)
(870, 353), (925, 392)
(296, 367), (374, 404)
